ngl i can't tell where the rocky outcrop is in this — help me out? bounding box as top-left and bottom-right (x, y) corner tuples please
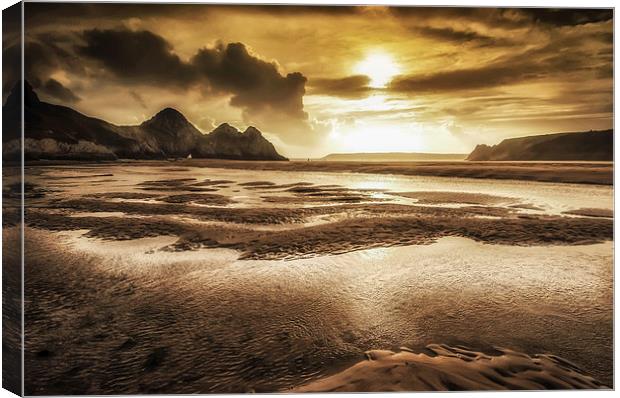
(196, 124), (287, 160)
(136, 107), (205, 157)
(467, 130), (613, 161)
(3, 81), (155, 160)
(466, 144), (494, 161)
(2, 82), (287, 161)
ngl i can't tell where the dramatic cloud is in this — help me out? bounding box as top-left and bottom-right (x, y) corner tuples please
(191, 42), (307, 121)
(24, 3), (361, 24)
(391, 27), (612, 94)
(389, 7), (612, 28)
(414, 26), (513, 47)
(3, 39), (82, 103)
(390, 65), (526, 93)
(520, 8), (613, 26)
(308, 75), (372, 99)
(11, 3), (613, 157)
(75, 28), (309, 138)
(77, 28), (196, 86)
(388, 7), (530, 28)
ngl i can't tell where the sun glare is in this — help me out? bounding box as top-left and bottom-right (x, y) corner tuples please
(354, 52), (400, 88)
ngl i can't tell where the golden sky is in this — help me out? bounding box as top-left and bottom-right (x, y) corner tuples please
(5, 4), (613, 157)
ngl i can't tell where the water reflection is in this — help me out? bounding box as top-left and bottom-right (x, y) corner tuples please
(29, 164), (613, 214)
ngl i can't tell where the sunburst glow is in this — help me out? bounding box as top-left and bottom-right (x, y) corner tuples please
(354, 52), (400, 88)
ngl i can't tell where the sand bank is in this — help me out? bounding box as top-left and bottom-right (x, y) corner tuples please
(292, 345), (607, 392)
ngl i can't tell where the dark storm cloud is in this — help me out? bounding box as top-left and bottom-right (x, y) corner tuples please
(23, 39), (82, 85)
(2, 39), (82, 104)
(24, 3), (360, 27)
(520, 8), (613, 26)
(389, 7), (527, 27)
(25, 4), (612, 31)
(391, 30), (611, 94)
(386, 8), (529, 48)
(592, 31), (614, 43)
(390, 56), (574, 94)
(76, 28), (196, 86)
(76, 28), (308, 123)
(391, 63), (530, 93)
(414, 26), (513, 47)
(4, 21), (310, 132)
(389, 7), (612, 31)
(24, 3), (201, 23)
(309, 75), (373, 99)
(221, 5), (359, 15)
(191, 42), (307, 120)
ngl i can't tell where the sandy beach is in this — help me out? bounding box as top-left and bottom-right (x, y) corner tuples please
(3, 160), (613, 393)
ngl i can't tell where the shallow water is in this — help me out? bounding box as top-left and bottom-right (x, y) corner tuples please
(18, 163), (614, 393)
(27, 163), (612, 213)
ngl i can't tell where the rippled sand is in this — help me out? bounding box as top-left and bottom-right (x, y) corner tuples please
(293, 345), (607, 391)
(3, 162), (613, 393)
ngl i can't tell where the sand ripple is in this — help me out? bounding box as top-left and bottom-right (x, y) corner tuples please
(293, 345), (607, 391)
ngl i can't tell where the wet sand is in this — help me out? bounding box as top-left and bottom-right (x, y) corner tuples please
(3, 161), (613, 393)
(24, 158), (614, 185)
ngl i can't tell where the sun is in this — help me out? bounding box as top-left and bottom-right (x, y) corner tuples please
(354, 52), (400, 88)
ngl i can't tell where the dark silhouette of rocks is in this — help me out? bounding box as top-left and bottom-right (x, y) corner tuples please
(197, 124), (286, 160)
(467, 130), (612, 161)
(2, 81), (287, 161)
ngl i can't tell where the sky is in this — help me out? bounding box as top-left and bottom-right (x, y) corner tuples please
(3, 4), (614, 157)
